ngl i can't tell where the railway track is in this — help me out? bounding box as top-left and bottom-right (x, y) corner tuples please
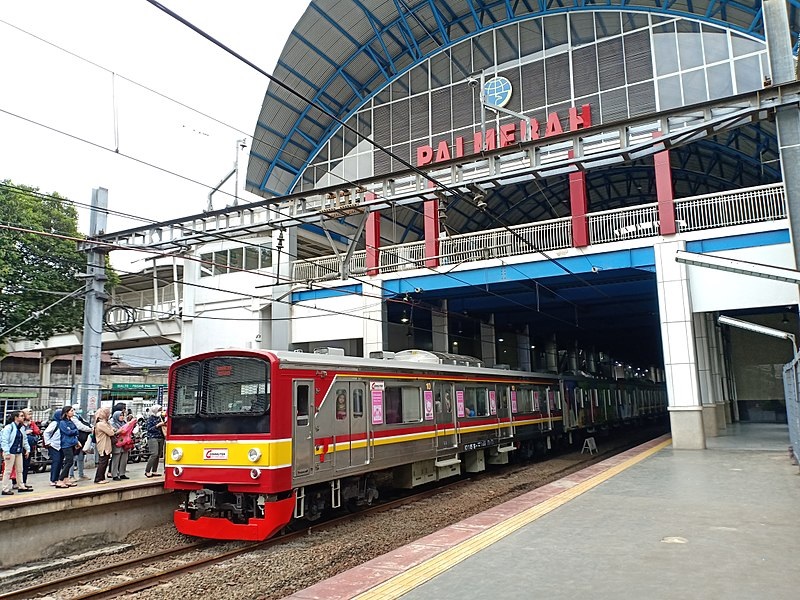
(4, 426), (665, 600)
(1, 482), (465, 600)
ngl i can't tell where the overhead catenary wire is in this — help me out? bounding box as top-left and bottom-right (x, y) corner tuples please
(142, 0), (610, 298)
(0, 11), (584, 307)
(0, 11), (600, 332)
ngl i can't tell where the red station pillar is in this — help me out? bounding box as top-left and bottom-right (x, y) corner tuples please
(424, 184), (440, 268)
(568, 150), (589, 247)
(653, 132), (677, 235)
(365, 192), (381, 276)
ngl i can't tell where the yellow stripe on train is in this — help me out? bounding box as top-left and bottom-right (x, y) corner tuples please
(165, 439), (292, 468)
(315, 417), (561, 455)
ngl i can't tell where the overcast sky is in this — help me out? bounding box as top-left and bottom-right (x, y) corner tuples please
(0, 1), (310, 264)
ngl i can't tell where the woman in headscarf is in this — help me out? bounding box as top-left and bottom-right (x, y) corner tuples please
(110, 410), (131, 481)
(42, 409), (64, 487)
(144, 405), (166, 477)
(93, 407), (115, 484)
(56, 406), (80, 489)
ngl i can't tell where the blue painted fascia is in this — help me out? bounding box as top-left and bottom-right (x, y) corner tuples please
(380, 247), (656, 295)
(292, 284), (363, 302)
(685, 229), (791, 253)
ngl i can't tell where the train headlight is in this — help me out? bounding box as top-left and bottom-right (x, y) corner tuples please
(247, 448), (262, 463)
(171, 447), (183, 461)
(250, 468), (261, 480)
(173, 466), (183, 477)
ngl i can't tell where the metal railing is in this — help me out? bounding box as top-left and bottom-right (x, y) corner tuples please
(291, 182), (787, 282)
(107, 288), (180, 325)
(588, 203), (661, 244)
(676, 183), (786, 231)
(782, 354), (800, 466)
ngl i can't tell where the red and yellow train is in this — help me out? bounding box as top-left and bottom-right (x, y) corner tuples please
(164, 348), (666, 540)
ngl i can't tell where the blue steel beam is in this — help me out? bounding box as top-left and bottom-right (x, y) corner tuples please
(253, 1), (799, 196)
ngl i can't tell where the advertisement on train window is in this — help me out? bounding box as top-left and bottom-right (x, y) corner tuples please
(370, 381), (384, 425)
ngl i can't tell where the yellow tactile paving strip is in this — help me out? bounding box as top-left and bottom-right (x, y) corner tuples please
(353, 437), (673, 600)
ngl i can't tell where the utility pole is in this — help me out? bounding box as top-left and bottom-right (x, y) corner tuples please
(764, 2), (800, 282)
(80, 188), (109, 414)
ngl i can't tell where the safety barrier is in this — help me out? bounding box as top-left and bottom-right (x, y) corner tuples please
(290, 182), (786, 282)
(782, 355), (800, 466)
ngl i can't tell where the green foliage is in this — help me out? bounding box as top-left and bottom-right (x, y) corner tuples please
(0, 181), (86, 344)
(169, 343), (181, 358)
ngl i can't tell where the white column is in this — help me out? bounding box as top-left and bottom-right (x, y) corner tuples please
(38, 353), (57, 405)
(180, 252), (199, 357)
(694, 313), (718, 437)
(431, 300), (449, 352)
(362, 281), (386, 357)
(270, 226), (295, 352)
(706, 314), (729, 428)
(655, 240), (705, 449)
(480, 314), (496, 367)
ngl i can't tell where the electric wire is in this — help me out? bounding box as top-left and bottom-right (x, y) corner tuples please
(142, 0), (608, 294)
(0, 10), (601, 334)
(0, 13), (586, 314)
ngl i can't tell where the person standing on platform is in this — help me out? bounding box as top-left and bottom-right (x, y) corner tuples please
(93, 408), (114, 484)
(1, 411), (31, 495)
(42, 409), (63, 487)
(110, 410), (133, 481)
(144, 405), (166, 477)
(20, 408), (40, 491)
(69, 409), (93, 481)
(56, 406), (80, 489)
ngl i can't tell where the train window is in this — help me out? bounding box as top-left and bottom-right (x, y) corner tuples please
(464, 386), (488, 416)
(517, 387), (533, 412)
(335, 389), (348, 420)
(384, 385), (422, 424)
(173, 361), (201, 415)
(352, 388), (364, 418)
(296, 384), (310, 424)
(498, 387), (508, 411)
(203, 358), (270, 415)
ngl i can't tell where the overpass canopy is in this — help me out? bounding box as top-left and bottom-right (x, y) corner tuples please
(247, 0), (800, 224)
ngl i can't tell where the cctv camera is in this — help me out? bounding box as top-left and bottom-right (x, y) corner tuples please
(467, 76), (479, 88)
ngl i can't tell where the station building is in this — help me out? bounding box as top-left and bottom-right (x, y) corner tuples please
(104, 1), (800, 449)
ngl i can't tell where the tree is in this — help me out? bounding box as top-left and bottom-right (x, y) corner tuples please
(0, 181), (86, 346)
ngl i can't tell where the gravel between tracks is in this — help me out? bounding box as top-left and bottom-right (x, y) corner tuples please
(18, 428), (664, 599)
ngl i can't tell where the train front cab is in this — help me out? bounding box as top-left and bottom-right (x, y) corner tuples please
(164, 351), (295, 541)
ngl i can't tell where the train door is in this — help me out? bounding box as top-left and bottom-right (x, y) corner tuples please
(292, 380), (314, 478)
(334, 381), (370, 471)
(434, 382), (457, 451)
(496, 385), (514, 440)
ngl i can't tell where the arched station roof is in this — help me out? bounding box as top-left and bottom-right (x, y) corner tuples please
(247, 0), (800, 202)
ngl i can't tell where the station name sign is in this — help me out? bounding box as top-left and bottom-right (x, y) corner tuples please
(415, 104), (591, 167)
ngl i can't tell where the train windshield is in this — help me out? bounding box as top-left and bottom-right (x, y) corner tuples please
(169, 356), (270, 435)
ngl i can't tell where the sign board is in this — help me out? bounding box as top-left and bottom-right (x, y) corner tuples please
(111, 383), (160, 390)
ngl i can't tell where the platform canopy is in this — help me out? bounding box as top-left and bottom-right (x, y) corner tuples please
(247, 0), (800, 229)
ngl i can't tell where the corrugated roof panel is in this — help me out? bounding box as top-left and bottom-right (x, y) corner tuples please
(344, 50), (380, 87)
(266, 164), (297, 193)
(252, 130), (284, 157)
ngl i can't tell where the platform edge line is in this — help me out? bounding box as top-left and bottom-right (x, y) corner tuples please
(352, 437), (672, 600)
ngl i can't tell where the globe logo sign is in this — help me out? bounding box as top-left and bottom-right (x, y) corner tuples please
(483, 76), (512, 108)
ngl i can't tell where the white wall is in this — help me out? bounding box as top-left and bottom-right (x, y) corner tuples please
(688, 244), (799, 312)
(292, 294), (367, 343)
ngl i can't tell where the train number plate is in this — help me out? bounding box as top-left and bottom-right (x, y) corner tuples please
(203, 448), (229, 460)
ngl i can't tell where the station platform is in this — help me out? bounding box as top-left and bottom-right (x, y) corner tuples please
(0, 455), (173, 567)
(289, 423), (800, 600)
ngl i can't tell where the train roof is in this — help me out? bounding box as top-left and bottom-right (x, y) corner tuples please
(268, 349), (555, 380)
